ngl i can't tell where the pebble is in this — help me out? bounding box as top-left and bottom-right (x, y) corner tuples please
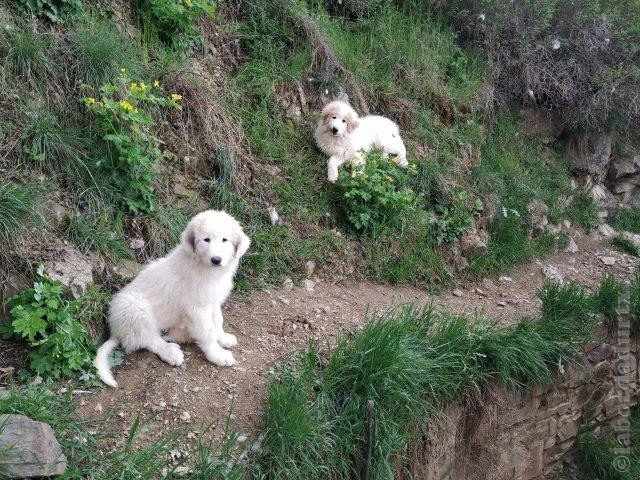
(305, 260), (316, 277)
(598, 224), (615, 237)
(565, 237), (579, 253)
(499, 276), (513, 283)
(94, 403), (103, 413)
(452, 288), (463, 298)
(542, 265), (564, 284)
(600, 256), (616, 266)
(179, 411), (191, 422)
(304, 279), (316, 292)
(283, 278), (294, 291)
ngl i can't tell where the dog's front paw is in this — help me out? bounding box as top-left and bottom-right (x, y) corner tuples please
(218, 332), (237, 348)
(328, 171), (338, 182)
(162, 343), (185, 366)
(206, 347), (236, 367)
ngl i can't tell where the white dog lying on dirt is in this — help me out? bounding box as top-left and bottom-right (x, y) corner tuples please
(94, 210), (250, 388)
(314, 100), (408, 182)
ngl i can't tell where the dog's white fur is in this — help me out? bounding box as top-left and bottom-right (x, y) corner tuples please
(94, 210), (250, 388)
(314, 100), (408, 182)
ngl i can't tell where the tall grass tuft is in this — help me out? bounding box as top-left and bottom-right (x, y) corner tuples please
(1, 26), (54, 80)
(0, 181), (40, 251)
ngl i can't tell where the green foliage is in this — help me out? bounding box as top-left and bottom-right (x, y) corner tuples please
(4, 265), (96, 381)
(591, 273), (625, 318)
(610, 206), (640, 234)
(0, 181), (40, 251)
(613, 235), (639, 256)
(0, 26), (53, 80)
(566, 188), (599, 231)
(67, 19), (140, 87)
(335, 150), (421, 232)
(17, 0), (82, 22)
(630, 272), (640, 334)
(428, 189), (480, 244)
(83, 73), (181, 214)
(132, 0), (217, 49)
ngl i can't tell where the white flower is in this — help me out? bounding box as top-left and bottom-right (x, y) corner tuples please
(478, 13), (485, 21)
(350, 151), (366, 167)
(552, 39), (561, 50)
(528, 89), (535, 99)
(268, 206), (281, 225)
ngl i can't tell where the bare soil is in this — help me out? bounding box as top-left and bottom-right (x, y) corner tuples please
(5, 231), (639, 454)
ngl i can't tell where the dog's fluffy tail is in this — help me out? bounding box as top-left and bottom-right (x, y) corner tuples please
(94, 337), (120, 388)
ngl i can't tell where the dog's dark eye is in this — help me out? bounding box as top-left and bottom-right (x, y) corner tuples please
(222, 238), (228, 243)
(332, 116), (337, 119)
(342, 119), (346, 123)
(204, 238), (210, 243)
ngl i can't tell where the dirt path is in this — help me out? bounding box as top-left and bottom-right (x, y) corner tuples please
(74, 231), (638, 453)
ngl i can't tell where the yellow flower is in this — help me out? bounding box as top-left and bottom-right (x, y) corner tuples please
(130, 82), (138, 90)
(385, 175), (394, 182)
(153, 80), (160, 87)
(120, 68), (127, 73)
(120, 101), (134, 111)
(139, 82), (148, 91)
(171, 93), (183, 101)
(86, 97), (96, 104)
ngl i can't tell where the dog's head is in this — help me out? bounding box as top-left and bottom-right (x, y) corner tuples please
(181, 210), (250, 268)
(320, 100), (359, 137)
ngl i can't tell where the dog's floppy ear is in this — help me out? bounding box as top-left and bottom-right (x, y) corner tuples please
(321, 109), (333, 125)
(181, 220), (197, 254)
(232, 227), (251, 259)
(346, 112), (359, 133)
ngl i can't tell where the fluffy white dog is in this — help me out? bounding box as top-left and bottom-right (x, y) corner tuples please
(94, 210), (250, 388)
(314, 100), (408, 182)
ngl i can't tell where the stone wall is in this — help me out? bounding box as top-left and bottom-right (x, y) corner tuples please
(407, 326), (639, 480)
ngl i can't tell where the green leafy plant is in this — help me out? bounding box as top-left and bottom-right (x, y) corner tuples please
(428, 189), (480, 244)
(3, 265), (96, 381)
(335, 150), (421, 232)
(132, 0), (216, 49)
(17, 0), (82, 22)
(83, 72), (181, 215)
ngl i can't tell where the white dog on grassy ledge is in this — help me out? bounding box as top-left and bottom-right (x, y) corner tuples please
(94, 210), (250, 388)
(315, 100), (408, 182)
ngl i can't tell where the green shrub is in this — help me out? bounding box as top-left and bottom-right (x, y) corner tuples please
(17, 0), (82, 22)
(132, 0), (217, 49)
(335, 150), (421, 232)
(428, 189), (480, 244)
(83, 73), (181, 214)
(2, 265), (96, 381)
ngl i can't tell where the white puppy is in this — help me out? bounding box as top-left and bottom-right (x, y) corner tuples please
(314, 100), (408, 182)
(94, 210), (250, 388)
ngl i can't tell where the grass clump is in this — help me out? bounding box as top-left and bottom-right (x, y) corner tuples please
(574, 407), (640, 480)
(590, 273), (625, 319)
(66, 208), (132, 261)
(566, 188), (600, 232)
(610, 206), (640, 234)
(67, 19), (140, 87)
(0, 180), (40, 251)
(0, 26), (54, 80)
(613, 235), (639, 256)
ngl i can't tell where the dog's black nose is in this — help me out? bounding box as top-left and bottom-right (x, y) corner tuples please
(211, 256), (222, 266)
(331, 126), (338, 134)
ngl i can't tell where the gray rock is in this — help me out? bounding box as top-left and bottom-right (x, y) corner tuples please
(542, 265), (564, 284)
(452, 288), (463, 298)
(460, 231), (487, 256)
(566, 132), (613, 178)
(527, 199), (549, 235)
(304, 279), (315, 292)
(111, 259), (142, 281)
(620, 231), (640, 249)
(0, 414), (67, 478)
(600, 256), (616, 266)
(283, 277), (294, 292)
(44, 245), (94, 299)
(305, 261), (316, 277)
(564, 237), (579, 253)
(598, 224), (616, 237)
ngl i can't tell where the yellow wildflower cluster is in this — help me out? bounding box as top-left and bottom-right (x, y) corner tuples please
(130, 82), (149, 92)
(171, 93), (183, 102)
(153, 80), (160, 88)
(120, 100), (136, 112)
(87, 97), (96, 104)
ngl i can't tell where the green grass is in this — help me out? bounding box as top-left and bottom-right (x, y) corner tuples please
(0, 25), (54, 80)
(67, 19), (140, 87)
(630, 272), (640, 334)
(574, 407), (640, 480)
(566, 188), (600, 231)
(613, 235), (639, 256)
(66, 207), (132, 262)
(591, 273), (625, 318)
(250, 280), (600, 478)
(0, 180), (41, 251)
(611, 206), (640, 234)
